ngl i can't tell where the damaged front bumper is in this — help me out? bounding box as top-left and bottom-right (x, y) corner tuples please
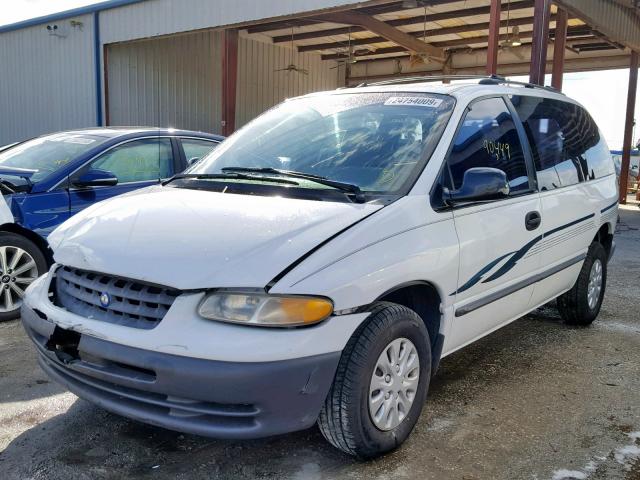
(22, 304), (340, 439)
(19, 271), (372, 439)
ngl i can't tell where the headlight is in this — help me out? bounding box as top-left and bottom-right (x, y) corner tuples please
(198, 291), (333, 327)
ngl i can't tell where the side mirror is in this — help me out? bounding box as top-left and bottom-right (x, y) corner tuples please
(72, 169), (118, 188)
(444, 167), (509, 205)
(187, 157), (200, 167)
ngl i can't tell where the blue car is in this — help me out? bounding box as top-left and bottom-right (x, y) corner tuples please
(0, 128), (223, 320)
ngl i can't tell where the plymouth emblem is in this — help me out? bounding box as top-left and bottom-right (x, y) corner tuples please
(99, 292), (111, 308)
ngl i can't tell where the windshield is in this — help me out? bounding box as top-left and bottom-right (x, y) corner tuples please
(0, 133), (110, 183)
(188, 92), (455, 198)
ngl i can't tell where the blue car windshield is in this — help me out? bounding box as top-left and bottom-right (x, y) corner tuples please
(0, 133), (109, 183)
(191, 92), (455, 195)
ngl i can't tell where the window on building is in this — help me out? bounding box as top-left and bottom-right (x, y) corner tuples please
(447, 97), (530, 195)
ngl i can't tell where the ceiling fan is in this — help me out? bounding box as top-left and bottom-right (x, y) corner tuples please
(275, 27), (309, 75)
(331, 29), (361, 69)
(500, 0), (524, 58)
(408, 7), (430, 67)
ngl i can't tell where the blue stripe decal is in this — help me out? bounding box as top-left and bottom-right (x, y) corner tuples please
(454, 251), (516, 294)
(600, 201), (618, 214)
(452, 212), (595, 296)
(481, 235), (543, 283)
(544, 213), (595, 237)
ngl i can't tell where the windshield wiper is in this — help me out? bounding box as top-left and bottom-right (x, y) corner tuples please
(221, 167), (366, 203)
(163, 173), (299, 186)
(0, 180), (17, 194)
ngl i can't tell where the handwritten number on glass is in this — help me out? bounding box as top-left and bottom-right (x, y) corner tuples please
(483, 139), (511, 162)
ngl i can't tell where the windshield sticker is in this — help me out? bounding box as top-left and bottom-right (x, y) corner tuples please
(384, 96), (443, 108)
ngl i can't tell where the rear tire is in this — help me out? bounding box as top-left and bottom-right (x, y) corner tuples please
(557, 242), (607, 326)
(0, 232), (47, 322)
(317, 302), (431, 458)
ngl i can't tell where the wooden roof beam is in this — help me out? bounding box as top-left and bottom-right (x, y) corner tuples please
(311, 10), (445, 61)
(245, 0), (459, 35)
(297, 14), (558, 53)
(272, 0), (534, 43)
(321, 25), (593, 60)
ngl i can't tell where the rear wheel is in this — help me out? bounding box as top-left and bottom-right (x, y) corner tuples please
(0, 233), (47, 322)
(317, 302), (431, 458)
(557, 242), (607, 326)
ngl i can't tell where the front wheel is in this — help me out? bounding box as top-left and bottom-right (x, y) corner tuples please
(557, 242), (607, 326)
(0, 233), (47, 322)
(317, 302), (431, 458)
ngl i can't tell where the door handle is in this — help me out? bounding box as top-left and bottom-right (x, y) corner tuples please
(525, 211), (541, 231)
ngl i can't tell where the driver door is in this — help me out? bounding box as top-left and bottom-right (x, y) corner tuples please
(446, 97), (542, 349)
(69, 137), (175, 216)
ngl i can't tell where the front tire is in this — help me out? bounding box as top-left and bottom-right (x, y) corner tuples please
(0, 232), (47, 322)
(557, 242), (607, 326)
(317, 302), (431, 458)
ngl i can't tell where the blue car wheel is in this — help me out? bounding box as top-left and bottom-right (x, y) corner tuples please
(0, 232), (47, 321)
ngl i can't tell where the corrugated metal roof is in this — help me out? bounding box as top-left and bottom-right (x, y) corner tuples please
(556, 0), (640, 51)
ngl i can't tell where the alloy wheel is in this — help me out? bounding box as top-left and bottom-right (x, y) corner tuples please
(0, 246), (38, 312)
(587, 258), (603, 310)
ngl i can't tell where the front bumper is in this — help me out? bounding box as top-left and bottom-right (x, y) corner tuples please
(22, 302), (341, 439)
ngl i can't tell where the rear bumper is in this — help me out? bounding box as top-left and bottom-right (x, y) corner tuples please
(22, 304), (340, 439)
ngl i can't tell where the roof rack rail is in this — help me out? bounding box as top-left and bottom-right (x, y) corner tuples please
(354, 74), (489, 87)
(352, 74), (563, 94)
(478, 74), (562, 93)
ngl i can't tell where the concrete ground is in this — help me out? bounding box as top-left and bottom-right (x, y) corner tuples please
(1, 204), (639, 480)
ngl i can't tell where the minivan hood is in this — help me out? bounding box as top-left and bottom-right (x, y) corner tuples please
(50, 186), (382, 290)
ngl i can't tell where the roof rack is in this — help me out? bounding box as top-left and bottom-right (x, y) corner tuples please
(353, 74), (563, 94)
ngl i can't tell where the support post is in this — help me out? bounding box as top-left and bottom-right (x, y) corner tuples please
(551, 7), (568, 91)
(529, 0), (551, 85)
(486, 0), (501, 76)
(221, 29), (239, 136)
(442, 52), (453, 83)
(103, 44), (110, 126)
(620, 51), (639, 205)
(93, 11), (103, 126)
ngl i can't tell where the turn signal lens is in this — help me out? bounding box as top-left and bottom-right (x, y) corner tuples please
(198, 292), (333, 327)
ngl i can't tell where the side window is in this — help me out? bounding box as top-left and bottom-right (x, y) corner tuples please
(181, 138), (219, 162)
(448, 97), (530, 195)
(512, 96), (611, 190)
(583, 133), (615, 180)
(89, 138), (173, 183)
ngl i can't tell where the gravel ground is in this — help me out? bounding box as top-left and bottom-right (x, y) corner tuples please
(1, 204), (639, 480)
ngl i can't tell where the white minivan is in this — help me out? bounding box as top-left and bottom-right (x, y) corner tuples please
(22, 77), (617, 458)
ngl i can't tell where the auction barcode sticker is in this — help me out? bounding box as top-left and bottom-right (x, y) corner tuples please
(384, 96), (443, 107)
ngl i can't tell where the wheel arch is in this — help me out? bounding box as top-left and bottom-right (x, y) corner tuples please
(375, 281), (444, 374)
(593, 222), (613, 258)
(0, 223), (53, 265)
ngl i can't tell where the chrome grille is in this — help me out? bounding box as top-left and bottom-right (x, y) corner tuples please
(54, 266), (180, 329)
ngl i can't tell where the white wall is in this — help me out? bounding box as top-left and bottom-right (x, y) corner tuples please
(107, 31), (341, 133)
(107, 31), (223, 133)
(100, 0), (367, 44)
(236, 34), (342, 128)
(0, 0), (354, 144)
(0, 14), (96, 144)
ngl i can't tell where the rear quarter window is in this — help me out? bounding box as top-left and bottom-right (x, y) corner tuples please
(511, 95), (613, 190)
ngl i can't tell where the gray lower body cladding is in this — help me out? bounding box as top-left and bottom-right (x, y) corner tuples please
(21, 304), (341, 439)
